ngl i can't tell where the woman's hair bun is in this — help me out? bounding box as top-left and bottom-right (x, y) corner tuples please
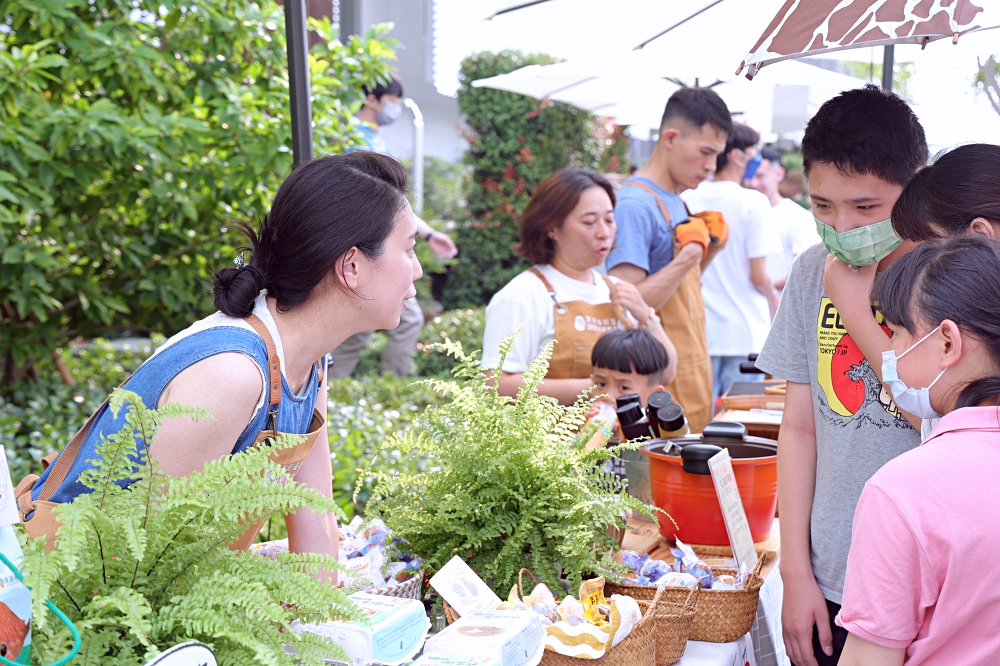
(213, 264), (267, 318)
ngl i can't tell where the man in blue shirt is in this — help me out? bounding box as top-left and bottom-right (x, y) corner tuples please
(606, 87), (731, 431)
(333, 74), (459, 377)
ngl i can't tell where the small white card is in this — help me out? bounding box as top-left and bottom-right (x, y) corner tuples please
(0, 447), (20, 527)
(429, 555), (502, 617)
(707, 449), (758, 572)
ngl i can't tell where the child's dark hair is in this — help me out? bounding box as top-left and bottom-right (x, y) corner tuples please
(872, 236), (1000, 410)
(801, 84), (927, 186)
(591, 329), (670, 381)
(660, 87), (732, 137)
(892, 143), (1000, 241)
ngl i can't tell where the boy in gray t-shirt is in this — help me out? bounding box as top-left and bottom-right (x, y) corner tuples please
(755, 85), (928, 666)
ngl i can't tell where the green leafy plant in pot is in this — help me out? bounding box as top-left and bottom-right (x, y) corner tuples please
(20, 390), (364, 665)
(362, 334), (655, 598)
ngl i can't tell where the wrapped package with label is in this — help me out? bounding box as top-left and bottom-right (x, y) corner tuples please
(410, 654), (503, 666)
(291, 592), (429, 665)
(423, 610), (545, 666)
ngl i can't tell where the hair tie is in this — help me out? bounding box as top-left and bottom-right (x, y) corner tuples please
(234, 252), (246, 269)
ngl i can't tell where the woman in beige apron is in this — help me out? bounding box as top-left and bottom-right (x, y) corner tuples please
(481, 169), (677, 405)
(18, 153), (423, 575)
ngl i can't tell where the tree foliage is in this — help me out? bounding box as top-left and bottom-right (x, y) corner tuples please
(438, 50), (601, 309)
(362, 335), (649, 597)
(0, 0), (397, 383)
(22, 390), (361, 665)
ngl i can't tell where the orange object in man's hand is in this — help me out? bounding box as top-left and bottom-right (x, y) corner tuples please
(692, 210), (729, 247)
(674, 217), (711, 260)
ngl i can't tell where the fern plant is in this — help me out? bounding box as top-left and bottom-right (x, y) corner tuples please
(21, 390), (365, 666)
(362, 335), (653, 598)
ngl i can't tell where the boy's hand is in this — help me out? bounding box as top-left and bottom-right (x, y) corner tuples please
(823, 254), (876, 329)
(782, 569), (833, 666)
(609, 279), (654, 326)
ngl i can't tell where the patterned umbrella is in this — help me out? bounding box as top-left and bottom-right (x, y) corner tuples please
(738, 0), (1000, 80)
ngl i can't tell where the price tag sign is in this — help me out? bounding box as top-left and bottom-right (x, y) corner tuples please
(707, 448), (758, 571)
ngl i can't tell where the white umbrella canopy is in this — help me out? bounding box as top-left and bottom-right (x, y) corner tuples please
(471, 55), (865, 134)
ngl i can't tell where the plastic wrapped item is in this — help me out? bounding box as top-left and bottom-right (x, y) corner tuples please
(252, 517), (421, 592)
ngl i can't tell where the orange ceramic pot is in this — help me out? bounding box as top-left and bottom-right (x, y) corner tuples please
(641, 422), (777, 545)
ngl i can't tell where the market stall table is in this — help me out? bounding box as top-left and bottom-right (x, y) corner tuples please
(621, 515), (789, 666)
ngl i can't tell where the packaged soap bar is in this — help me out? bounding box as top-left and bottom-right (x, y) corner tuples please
(291, 593), (429, 665)
(411, 654), (502, 666)
(423, 610), (544, 666)
(429, 556), (503, 617)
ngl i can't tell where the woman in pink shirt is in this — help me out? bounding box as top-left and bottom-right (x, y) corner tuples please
(837, 235), (1000, 665)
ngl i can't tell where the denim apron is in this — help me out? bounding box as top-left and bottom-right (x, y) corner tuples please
(16, 312), (327, 550)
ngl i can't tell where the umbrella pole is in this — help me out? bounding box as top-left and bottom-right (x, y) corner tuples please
(881, 45), (895, 92)
(285, 0), (314, 166)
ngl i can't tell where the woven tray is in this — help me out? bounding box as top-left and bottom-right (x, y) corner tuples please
(605, 554), (766, 643)
(540, 586), (664, 666)
(358, 570), (424, 601)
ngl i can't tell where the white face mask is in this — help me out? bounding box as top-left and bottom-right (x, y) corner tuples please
(375, 101), (402, 126)
(881, 325), (947, 419)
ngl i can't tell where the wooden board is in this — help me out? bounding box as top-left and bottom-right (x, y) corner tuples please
(721, 380), (786, 411)
(713, 409), (781, 441)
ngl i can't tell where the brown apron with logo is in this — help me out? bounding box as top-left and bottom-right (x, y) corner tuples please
(620, 182), (714, 433)
(15, 313), (326, 551)
(529, 268), (633, 379)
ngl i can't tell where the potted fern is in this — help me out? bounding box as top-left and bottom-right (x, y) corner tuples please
(362, 336), (654, 598)
(21, 390), (364, 665)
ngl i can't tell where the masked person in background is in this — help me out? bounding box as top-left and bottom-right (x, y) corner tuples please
(746, 147), (821, 295)
(332, 74), (459, 378)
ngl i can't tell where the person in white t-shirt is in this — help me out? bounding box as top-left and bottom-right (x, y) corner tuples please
(746, 147), (821, 293)
(681, 123), (782, 400)
(482, 169), (677, 405)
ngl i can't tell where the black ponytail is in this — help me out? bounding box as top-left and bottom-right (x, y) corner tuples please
(872, 236), (1000, 410)
(211, 153), (408, 318)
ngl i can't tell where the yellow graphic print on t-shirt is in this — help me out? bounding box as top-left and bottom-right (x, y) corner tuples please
(816, 297), (902, 420)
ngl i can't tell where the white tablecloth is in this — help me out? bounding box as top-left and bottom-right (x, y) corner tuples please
(676, 633), (756, 666)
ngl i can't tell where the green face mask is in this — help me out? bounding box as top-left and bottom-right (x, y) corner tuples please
(814, 217), (902, 266)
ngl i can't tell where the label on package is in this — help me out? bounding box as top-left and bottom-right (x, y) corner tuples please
(411, 654), (502, 666)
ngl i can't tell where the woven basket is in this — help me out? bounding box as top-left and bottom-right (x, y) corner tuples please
(605, 554), (766, 644)
(539, 586), (664, 666)
(647, 586), (697, 666)
(360, 570), (424, 601)
(444, 571), (664, 666)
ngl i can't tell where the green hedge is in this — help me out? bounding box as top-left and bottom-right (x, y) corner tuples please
(439, 50), (601, 309)
(0, 0), (397, 384)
